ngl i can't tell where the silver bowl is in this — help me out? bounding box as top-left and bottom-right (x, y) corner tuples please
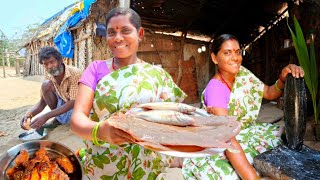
(0, 140), (83, 179)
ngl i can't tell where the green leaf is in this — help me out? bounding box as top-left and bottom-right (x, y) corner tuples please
(88, 148), (92, 154)
(111, 71), (119, 80)
(96, 97), (105, 111)
(109, 89), (117, 96)
(132, 65), (138, 75)
(111, 155), (117, 162)
(124, 72), (132, 78)
(141, 81), (153, 90)
(105, 102), (117, 114)
(215, 160), (231, 175)
(147, 172), (157, 180)
(287, 16), (319, 124)
(103, 81), (110, 87)
(155, 73), (164, 86)
(93, 156), (104, 169)
(132, 167), (146, 180)
(173, 87), (182, 97)
(79, 148), (86, 158)
(310, 35), (318, 98)
(151, 158), (162, 170)
(116, 156), (127, 170)
(132, 145), (140, 160)
(103, 148), (111, 154)
(103, 95), (119, 104)
(98, 154), (111, 164)
(101, 175), (114, 180)
(94, 91), (101, 98)
(124, 146), (131, 153)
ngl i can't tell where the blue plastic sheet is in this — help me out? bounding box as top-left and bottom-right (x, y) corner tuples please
(54, 0), (96, 58)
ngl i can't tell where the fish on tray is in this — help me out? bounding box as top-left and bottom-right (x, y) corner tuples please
(138, 102), (196, 113)
(107, 115), (241, 152)
(134, 109), (195, 126)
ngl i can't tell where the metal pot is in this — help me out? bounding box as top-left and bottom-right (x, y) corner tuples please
(0, 140), (83, 179)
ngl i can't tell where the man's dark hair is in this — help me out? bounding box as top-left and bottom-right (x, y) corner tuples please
(39, 46), (63, 64)
(105, 7), (141, 30)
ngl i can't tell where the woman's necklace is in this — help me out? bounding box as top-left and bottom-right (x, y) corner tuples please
(112, 58), (119, 70)
(218, 71), (232, 91)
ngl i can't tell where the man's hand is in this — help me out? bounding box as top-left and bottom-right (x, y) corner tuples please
(20, 114), (32, 130)
(29, 114), (49, 130)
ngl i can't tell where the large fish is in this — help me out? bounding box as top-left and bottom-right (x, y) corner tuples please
(138, 102), (196, 113)
(134, 109), (195, 126)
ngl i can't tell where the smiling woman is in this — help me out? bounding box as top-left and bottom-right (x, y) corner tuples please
(70, 7), (187, 179)
(181, 34), (305, 180)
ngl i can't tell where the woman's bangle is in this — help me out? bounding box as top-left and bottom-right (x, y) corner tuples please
(92, 121), (105, 146)
(274, 79), (283, 92)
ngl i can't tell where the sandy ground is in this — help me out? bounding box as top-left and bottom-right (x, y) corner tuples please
(0, 67), (83, 157)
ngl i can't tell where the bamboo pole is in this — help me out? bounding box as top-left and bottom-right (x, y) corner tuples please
(5, 49), (10, 68)
(15, 55), (20, 76)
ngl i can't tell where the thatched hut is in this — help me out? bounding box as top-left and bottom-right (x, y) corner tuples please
(23, 0), (213, 103)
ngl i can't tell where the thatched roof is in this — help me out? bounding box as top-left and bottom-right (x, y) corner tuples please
(27, 1), (81, 42)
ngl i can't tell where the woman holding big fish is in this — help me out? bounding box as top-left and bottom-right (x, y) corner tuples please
(70, 7), (187, 179)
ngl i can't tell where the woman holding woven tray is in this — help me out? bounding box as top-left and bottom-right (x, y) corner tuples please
(70, 7), (187, 179)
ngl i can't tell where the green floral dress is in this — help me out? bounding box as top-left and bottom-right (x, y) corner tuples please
(81, 63), (186, 180)
(182, 66), (282, 180)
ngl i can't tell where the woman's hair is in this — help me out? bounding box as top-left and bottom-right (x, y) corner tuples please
(38, 46), (62, 64)
(105, 7), (141, 30)
(210, 34), (239, 55)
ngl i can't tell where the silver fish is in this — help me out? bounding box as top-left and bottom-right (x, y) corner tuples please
(135, 109), (195, 126)
(138, 102), (196, 114)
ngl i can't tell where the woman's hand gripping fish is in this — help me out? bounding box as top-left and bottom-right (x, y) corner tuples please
(135, 110), (195, 126)
(138, 102), (196, 114)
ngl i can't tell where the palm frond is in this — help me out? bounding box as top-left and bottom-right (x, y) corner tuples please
(287, 16), (319, 124)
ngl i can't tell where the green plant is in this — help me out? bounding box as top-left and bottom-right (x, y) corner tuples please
(287, 16), (319, 124)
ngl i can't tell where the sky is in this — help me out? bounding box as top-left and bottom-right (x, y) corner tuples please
(0, 0), (79, 39)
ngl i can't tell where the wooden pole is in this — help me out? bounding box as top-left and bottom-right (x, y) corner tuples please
(15, 55), (20, 76)
(5, 49), (10, 68)
(1, 45), (5, 78)
(0, 30), (6, 78)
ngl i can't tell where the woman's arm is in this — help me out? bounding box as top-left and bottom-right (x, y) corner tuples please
(208, 106), (259, 180)
(207, 106), (228, 115)
(70, 83), (134, 145)
(226, 138), (259, 180)
(263, 64), (304, 100)
(70, 84), (96, 140)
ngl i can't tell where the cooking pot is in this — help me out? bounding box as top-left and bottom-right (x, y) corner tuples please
(0, 140), (83, 179)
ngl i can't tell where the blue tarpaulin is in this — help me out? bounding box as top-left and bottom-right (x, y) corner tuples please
(54, 0), (96, 58)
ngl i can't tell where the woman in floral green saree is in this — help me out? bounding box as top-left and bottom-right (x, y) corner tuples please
(70, 8), (186, 179)
(182, 34), (304, 180)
